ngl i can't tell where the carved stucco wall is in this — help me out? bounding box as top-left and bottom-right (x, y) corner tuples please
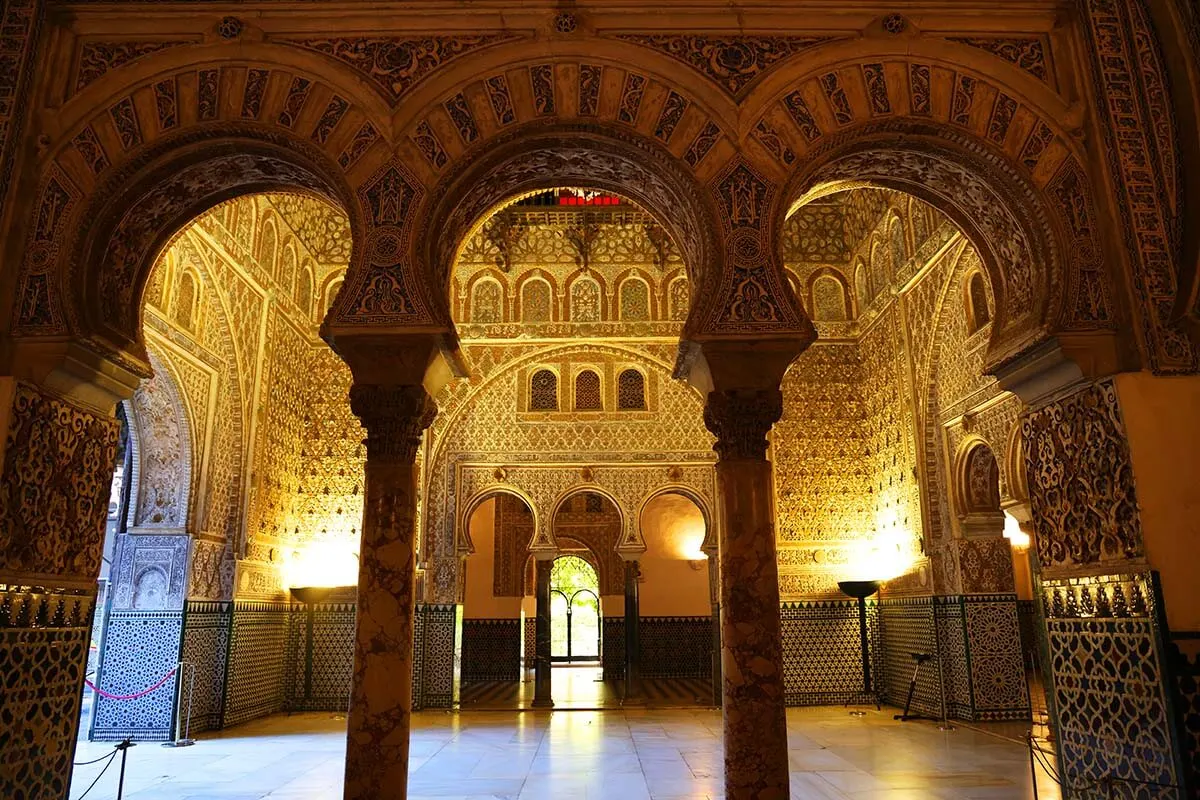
(423, 203), (718, 602)
(423, 340), (716, 602)
(773, 189), (1021, 599)
(138, 193), (356, 600)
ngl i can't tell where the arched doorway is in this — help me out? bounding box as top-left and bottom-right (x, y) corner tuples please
(632, 492), (716, 706)
(550, 555), (600, 664)
(458, 491), (536, 708)
(73, 190), (361, 753)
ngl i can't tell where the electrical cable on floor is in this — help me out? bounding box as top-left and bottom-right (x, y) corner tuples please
(73, 750), (118, 766)
(71, 749), (117, 800)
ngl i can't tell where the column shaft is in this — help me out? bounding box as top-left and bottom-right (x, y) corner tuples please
(344, 385), (435, 800)
(532, 559), (554, 707)
(706, 389), (789, 800)
(624, 560), (643, 703)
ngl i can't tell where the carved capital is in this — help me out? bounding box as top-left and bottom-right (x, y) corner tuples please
(349, 383), (437, 463)
(703, 388), (783, 461)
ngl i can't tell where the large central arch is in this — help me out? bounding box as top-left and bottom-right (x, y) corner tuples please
(411, 122), (728, 337)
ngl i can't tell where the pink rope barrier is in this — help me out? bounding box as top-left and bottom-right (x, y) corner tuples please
(85, 668), (177, 701)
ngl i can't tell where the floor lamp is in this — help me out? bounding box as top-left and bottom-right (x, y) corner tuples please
(838, 579), (882, 715)
(291, 585), (336, 708)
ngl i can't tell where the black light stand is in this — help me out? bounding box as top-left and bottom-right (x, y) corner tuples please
(290, 585), (335, 708)
(838, 580), (882, 715)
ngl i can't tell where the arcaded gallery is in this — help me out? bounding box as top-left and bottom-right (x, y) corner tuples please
(1, 2), (1199, 799)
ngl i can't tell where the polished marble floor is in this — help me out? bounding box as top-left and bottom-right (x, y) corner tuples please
(460, 666), (714, 710)
(70, 707), (1061, 800)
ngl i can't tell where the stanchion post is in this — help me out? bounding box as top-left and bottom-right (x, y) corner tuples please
(932, 598), (954, 731)
(115, 738), (135, 800)
(1028, 733), (1039, 800)
(163, 661), (196, 747)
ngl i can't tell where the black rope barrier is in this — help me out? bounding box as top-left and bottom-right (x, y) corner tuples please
(71, 738), (136, 800)
(71, 750), (116, 800)
(1027, 733), (1181, 799)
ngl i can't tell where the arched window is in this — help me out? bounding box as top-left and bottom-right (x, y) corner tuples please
(619, 278), (650, 321)
(472, 279), (503, 323)
(811, 275), (849, 322)
(174, 271), (198, 330)
(909, 196), (929, 248)
(967, 272), (991, 333)
(257, 219), (278, 274)
(964, 444), (1001, 513)
(521, 279), (552, 322)
(868, 240), (887, 299)
(297, 264), (314, 316)
(145, 254), (169, 310)
(889, 219), (906, 273)
(571, 277), (600, 322)
(668, 277), (690, 321)
(531, 369), (558, 411)
(617, 369), (645, 410)
(325, 278), (343, 314)
(854, 259), (870, 310)
(575, 370), (602, 410)
(280, 243), (297, 291)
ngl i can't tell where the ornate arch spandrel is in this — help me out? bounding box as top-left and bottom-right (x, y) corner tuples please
(456, 484), (540, 558)
(11, 130), (365, 375)
(405, 122), (729, 336)
(445, 462), (720, 593)
(635, 484), (719, 554)
(785, 123), (1084, 369)
(9, 48), (383, 371)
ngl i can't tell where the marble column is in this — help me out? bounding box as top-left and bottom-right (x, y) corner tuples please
(532, 556), (554, 708)
(343, 384), (436, 800)
(623, 559), (643, 704)
(708, 556), (723, 707)
(704, 388), (789, 800)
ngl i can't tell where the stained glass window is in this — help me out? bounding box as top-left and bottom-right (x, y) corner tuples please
(571, 278), (600, 322)
(473, 280), (503, 323)
(575, 370), (601, 410)
(522, 279), (551, 322)
(617, 369), (645, 410)
(531, 369), (558, 410)
(620, 278), (650, 321)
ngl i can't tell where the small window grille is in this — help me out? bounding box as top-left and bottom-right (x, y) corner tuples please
(530, 369), (558, 410)
(617, 369), (646, 410)
(575, 371), (602, 410)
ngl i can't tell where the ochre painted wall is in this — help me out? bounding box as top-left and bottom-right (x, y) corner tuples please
(464, 498), (522, 619)
(638, 493), (710, 617)
(1115, 372), (1200, 631)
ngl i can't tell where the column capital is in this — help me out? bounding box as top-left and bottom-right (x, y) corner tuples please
(703, 388), (783, 461)
(349, 384), (436, 463)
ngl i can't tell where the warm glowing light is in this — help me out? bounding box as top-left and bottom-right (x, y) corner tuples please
(677, 523), (708, 561)
(286, 538), (360, 588)
(1003, 512), (1031, 550)
(846, 530), (915, 582)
